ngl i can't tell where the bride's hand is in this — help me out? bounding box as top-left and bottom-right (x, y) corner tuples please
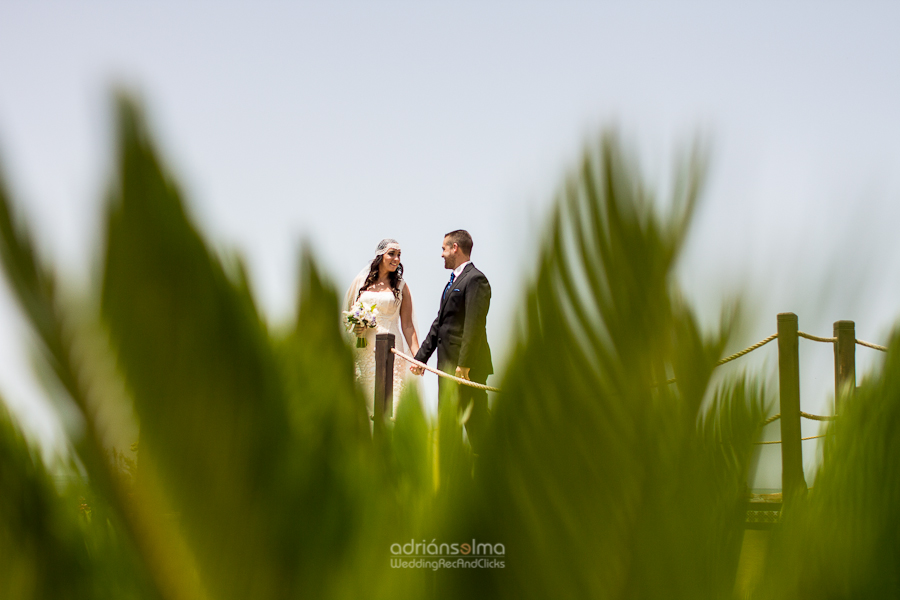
(353, 324), (366, 336)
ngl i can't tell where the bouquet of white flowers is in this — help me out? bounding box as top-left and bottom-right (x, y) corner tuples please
(343, 300), (378, 348)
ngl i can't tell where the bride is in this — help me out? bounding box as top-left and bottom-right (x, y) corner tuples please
(343, 238), (420, 418)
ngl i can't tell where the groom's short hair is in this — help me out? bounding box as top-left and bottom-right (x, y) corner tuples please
(444, 229), (473, 256)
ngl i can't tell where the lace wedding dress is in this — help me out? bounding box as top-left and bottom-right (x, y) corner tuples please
(353, 288), (411, 418)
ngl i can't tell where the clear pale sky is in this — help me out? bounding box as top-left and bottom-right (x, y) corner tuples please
(2, 3), (899, 488)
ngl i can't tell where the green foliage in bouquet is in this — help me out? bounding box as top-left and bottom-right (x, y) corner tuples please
(2, 95), (896, 600)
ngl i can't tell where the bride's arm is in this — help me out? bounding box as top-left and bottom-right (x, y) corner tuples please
(400, 282), (420, 356)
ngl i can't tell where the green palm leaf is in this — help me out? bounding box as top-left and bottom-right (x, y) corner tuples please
(437, 134), (760, 599)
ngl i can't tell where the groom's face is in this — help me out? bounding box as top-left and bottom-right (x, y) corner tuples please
(441, 237), (459, 270)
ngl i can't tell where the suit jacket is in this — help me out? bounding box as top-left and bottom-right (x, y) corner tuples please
(415, 263), (493, 378)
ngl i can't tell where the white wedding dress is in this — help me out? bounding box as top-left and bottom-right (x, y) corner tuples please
(353, 288), (412, 418)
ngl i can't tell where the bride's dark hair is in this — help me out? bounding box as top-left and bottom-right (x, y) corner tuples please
(357, 240), (404, 301)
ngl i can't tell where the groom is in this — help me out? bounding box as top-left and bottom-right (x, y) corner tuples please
(412, 230), (493, 450)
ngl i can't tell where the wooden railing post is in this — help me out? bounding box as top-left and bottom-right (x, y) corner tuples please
(833, 320), (856, 417)
(374, 333), (395, 438)
(777, 313), (807, 503)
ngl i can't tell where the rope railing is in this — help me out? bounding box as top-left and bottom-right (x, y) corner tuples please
(759, 411), (835, 426)
(705, 331), (844, 428)
(389, 325), (887, 396)
(754, 433), (829, 446)
(716, 333), (778, 366)
(857, 338), (888, 352)
(798, 331), (836, 343)
(391, 348), (502, 393)
(556, 328), (882, 391)
(386, 319), (882, 457)
(797, 330), (888, 353)
(796, 329), (888, 353)
(658, 333), (780, 387)
(719, 331), (890, 355)
(715, 329), (878, 427)
(800, 411), (836, 422)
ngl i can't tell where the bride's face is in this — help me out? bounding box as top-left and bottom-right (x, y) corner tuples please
(381, 248), (401, 272)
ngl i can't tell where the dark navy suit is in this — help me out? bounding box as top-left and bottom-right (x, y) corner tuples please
(415, 263), (492, 449)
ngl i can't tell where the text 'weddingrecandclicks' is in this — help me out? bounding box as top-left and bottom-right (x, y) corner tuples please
(390, 539), (506, 570)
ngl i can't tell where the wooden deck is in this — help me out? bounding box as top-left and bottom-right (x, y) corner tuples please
(735, 492), (783, 598)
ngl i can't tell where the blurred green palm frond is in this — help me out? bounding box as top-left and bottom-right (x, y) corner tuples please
(3, 95), (896, 600)
(0, 402), (105, 599)
(0, 97), (410, 600)
(99, 97), (416, 600)
(438, 134), (763, 600)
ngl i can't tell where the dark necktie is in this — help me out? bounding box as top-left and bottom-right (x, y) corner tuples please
(442, 272), (456, 301)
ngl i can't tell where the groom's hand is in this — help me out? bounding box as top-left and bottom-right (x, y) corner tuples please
(410, 365), (425, 376)
(455, 366), (471, 381)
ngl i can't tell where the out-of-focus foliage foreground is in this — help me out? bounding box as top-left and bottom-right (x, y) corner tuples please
(0, 97), (897, 599)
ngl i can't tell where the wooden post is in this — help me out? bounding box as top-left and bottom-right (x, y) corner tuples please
(777, 313), (807, 504)
(833, 320), (856, 417)
(374, 333), (395, 438)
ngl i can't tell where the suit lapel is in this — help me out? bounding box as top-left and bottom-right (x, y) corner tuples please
(439, 263), (473, 315)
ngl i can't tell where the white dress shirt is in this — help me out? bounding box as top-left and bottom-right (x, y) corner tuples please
(451, 260), (470, 279)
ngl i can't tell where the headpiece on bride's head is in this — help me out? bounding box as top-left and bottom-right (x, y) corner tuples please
(374, 238), (402, 256)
